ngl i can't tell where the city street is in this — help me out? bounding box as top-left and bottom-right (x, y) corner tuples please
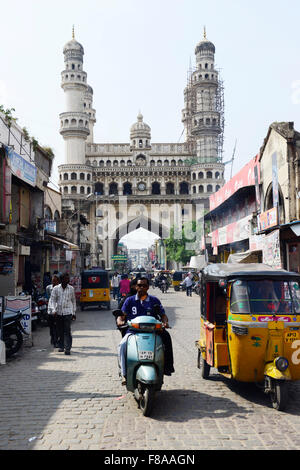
(1, 288), (300, 451)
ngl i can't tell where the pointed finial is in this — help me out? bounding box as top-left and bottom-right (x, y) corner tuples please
(203, 26), (207, 39)
(72, 25), (75, 40)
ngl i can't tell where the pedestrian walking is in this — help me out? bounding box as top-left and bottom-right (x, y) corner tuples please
(51, 272), (77, 355)
(181, 272), (193, 296)
(46, 274), (60, 347)
(119, 274), (131, 302)
(111, 272), (120, 300)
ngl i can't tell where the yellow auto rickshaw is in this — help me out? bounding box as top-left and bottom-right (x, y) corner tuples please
(80, 269), (111, 311)
(196, 263), (300, 411)
(172, 271), (184, 291)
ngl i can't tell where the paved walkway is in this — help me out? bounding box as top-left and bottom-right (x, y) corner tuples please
(1, 288), (300, 450)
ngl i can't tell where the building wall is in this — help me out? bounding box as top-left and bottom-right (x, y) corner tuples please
(259, 129), (289, 222)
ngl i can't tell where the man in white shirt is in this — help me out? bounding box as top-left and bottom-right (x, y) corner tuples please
(51, 272), (76, 355)
(181, 273), (193, 297)
(111, 272), (120, 300)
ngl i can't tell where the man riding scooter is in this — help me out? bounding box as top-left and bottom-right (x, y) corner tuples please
(117, 277), (175, 385)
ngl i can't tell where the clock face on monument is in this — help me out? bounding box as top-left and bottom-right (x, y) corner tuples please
(138, 182), (146, 191)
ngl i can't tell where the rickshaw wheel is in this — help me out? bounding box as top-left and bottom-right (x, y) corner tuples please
(270, 380), (289, 411)
(199, 352), (210, 379)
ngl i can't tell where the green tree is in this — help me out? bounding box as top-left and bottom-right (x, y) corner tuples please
(165, 220), (204, 265)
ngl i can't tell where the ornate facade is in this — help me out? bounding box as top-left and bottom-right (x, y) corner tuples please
(58, 29), (225, 269)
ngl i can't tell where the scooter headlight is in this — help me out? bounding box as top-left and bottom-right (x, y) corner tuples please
(275, 356), (289, 372)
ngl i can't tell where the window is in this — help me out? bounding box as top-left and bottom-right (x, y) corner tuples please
(230, 280), (300, 315)
(198, 172), (204, 179)
(95, 182), (104, 195)
(64, 187), (68, 194)
(179, 182), (189, 195)
(64, 173), (68, 180)
(166, 182), (174, 195)
(207, 185), (213, 192)
(71, 186), (77, 194)
(109, 182), (118, 195)
(71, 173), (77, 180)
(152, 182), (161, 195)
(123, 182), (132, 195)
(207, 171), (212, 179)
(80, 173), (85, 180)
(80, 186), (85, 194)
(199, 185), (204, 193)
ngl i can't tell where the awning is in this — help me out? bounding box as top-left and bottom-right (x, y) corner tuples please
(0, 245), (13, 253)
(290, 223), (300, 237)
(47, 235), (79, 251)
(227, 250), (261, 264)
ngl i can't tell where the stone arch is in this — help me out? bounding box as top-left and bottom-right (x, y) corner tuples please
(264, 183), (285, 224)
(95, 182), (104, 195)
(179, 181), (189, 194)
(166, 182), (175, 195)
(152, 182), (161, 195)
(109, 182), (118, 195)
(123, 182), (132, 195)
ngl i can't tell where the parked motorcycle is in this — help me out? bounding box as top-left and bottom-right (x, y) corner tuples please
(113, 305), (167, 416)
(3, 310), (28, 358)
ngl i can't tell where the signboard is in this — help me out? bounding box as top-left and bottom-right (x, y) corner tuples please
(5, 296), (32, 337)
(209, 155), (260, 211)
(111, 255), (127, 261)
(45, 220), (57, 233)
(5, 146), (37, 187)
(262, 229), (282, 269)
(211, 215), (252, 248)
(257, 207), (278, 232)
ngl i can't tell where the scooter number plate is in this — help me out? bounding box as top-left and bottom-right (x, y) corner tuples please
(285, 331), (299, 343)
(139, 351), (154, 360)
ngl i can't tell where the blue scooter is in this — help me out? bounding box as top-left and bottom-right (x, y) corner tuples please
(113, 306), (165, 416)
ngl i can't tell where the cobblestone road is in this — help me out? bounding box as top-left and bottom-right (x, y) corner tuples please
(1, 288), (300, 450)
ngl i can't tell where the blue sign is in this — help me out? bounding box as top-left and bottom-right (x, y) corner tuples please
(5, 146), (37, 187)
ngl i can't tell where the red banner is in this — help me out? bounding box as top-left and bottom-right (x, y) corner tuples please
(210, 155), (260, 211)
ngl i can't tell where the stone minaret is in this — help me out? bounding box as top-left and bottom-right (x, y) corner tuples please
(182, 28), (224, 164)
(59, 27), (91, 164)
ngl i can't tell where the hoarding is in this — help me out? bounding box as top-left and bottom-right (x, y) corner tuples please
(209, 155), (260, 211)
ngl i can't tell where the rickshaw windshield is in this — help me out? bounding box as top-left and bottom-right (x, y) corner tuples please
(230, 279), (300, 315)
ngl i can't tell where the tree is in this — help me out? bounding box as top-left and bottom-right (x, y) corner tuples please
(165, 220), (204, 265)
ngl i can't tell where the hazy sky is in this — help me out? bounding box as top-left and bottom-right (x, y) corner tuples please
(1, 0), (300, 247)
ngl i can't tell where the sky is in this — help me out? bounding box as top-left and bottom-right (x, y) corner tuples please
(1, 0), (300, 248)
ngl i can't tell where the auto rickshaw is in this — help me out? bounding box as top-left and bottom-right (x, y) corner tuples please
(172, 271), (184, 291)
(80, 269), (111, 311)
(195, 263), (300, 411)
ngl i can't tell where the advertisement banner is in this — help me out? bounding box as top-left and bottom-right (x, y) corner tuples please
(5, 296), (32, 337)
(5, 146), (37, 187)
(211, 215), (251, 248)
(209, 155), (260, 211)
(257, 207), (278, 232)
(262, 229), (282, 269)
